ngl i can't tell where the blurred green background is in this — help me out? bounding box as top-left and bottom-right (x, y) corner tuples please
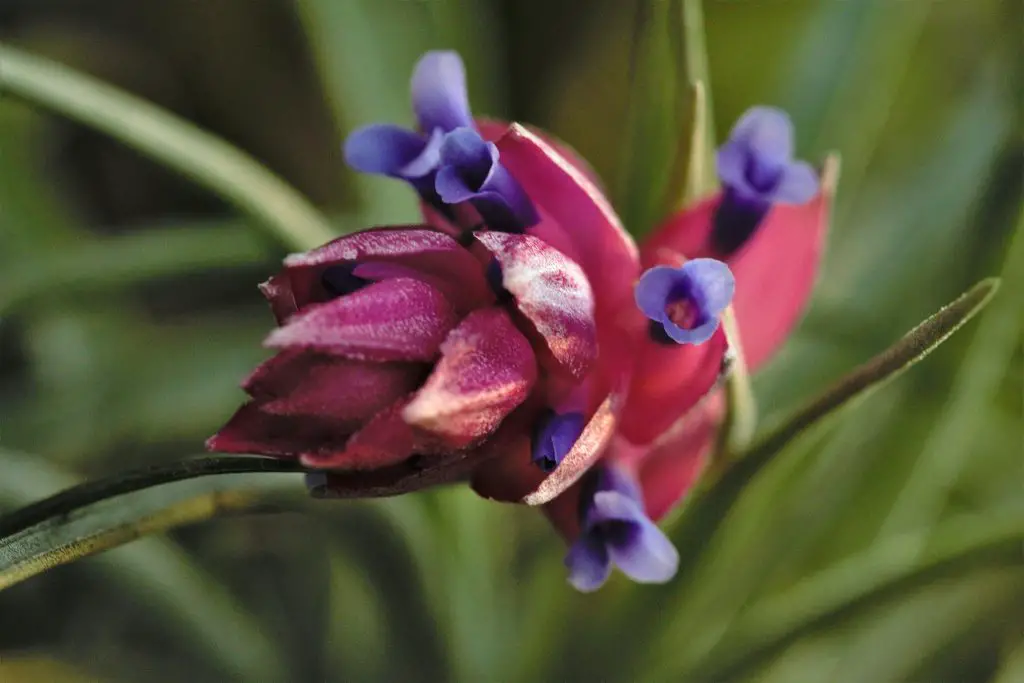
(0, 0), (1020, 681)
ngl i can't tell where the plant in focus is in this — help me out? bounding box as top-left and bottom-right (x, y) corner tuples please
(207, 52), (833, 591)
(0, 3), (1014, 681)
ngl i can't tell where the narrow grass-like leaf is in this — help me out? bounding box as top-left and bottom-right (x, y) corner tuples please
(296, 0), (431, 226)
(563, 277), (999, 683)
(780, 0), (932, 205)
(323, 544), (390, 681)
(429, 489), (514, 682)
(669, 506), (1024, 682)
(0, 223), (269, 312)
(827, 569), (1024, 683)
(615, 0), (715, 236)
(614, 0), (679, 235)
(0, 104), (81, 256)
(752, 569), (1023, 683)
(673, 80), (711, 207)
(666, 278), (998, 582)
(0, 657), (101, 683)
(821, 203), (1022, 679)
(880, 218), (1023, 537)
(0, 44), (336, 251)
(677, 0), (716, 196)
(0, 450), (292, 681)
(620, 277), (996, 673)
(427, 0), (503, 114)
(714, 305), (758, 460)
(994, 637), (1024, 683)
(0, 456), (303, 589)
(743, 277), (998, 466)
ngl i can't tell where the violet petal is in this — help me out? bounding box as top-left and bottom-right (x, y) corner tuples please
(606, 514), (680, 584)
(565, 533), (612, 593)
(436, 127), (539, 231)
(634, 260), (735, 346)
(683, 258), (736, 316)
(531, 411), (586, 472)
(344, 124), (439, 179)
(633, 266), (681, 321)
(591, 463), (644, 506)
(771, 160), (819, 204)
(411, 51), (473, 133)
(716, 140), (753, 195)
(436, 127), (498, 199)
(728, 106), (794, 164)
(586, 490), (645, 528)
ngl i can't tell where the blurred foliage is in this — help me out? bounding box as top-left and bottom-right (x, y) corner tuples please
(0, 1), (1021, 682)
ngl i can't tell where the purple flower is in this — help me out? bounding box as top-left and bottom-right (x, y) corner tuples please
(634, 259), (735, 345)
(531, 410), (586, 472)
(565, 464), (679, 592)
(713, 106), (818, 255)
(343, 51), (537, 231)
(436, 127), (540, 232)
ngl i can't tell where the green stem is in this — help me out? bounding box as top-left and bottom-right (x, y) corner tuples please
(0, 44), (336, 251)
(714, 306), (758, 461)
(665, 277), (998, 595)
(0, 449), (292, 681)
(679, 0), (716, 188)
(0, 457), (303, 539)
(0, 490), (273, 591)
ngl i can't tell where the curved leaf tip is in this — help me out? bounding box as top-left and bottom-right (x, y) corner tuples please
(749, 276), (999, 462)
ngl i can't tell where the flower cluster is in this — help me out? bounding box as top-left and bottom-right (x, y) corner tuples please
(208, 51), (832, 592)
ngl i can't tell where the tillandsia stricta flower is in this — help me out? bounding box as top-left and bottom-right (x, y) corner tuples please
(565, 463), (679, 592)
(712, 106), (819, 254)
(344, 51), (538, 232)
(207, 226), (605, 498)
(208, 50), (836, 593)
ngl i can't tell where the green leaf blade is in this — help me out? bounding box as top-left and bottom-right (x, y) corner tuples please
(673, 506), (1024, 683)
(627, 277), (1001, 679)
(0, 457), (303, 585)
(0, 44), (336, 251)
(615, 0), (716, 237)
(747, 277), (1000, 464)
(0, 451), (296, 681)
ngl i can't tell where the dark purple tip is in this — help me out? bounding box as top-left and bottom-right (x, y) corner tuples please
(635, 260), (735, 345)
(485, 259), (512, 302)
(435, 127), (540, 232)
(531, 410), (586, 472)
(435, 127), (498, 201)
(321, 263), (370, 298)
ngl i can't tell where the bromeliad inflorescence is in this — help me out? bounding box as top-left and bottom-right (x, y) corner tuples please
(207, 51), (830, 592)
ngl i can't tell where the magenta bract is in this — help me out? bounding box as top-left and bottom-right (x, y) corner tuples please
(208, 225), (604, 498)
